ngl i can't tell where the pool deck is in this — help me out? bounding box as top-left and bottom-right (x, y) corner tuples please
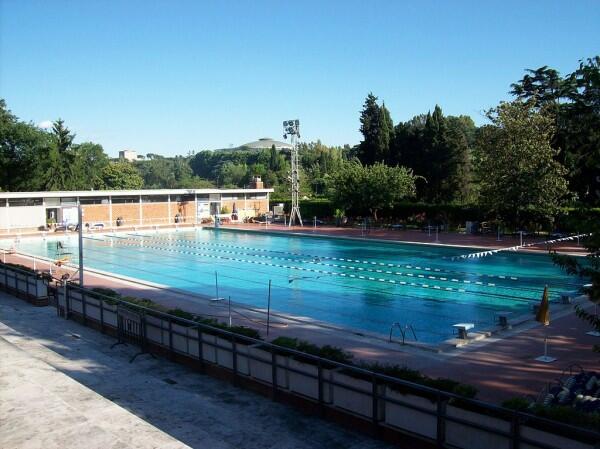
(220, 223), (589, 256)
(4, 243), (599, 404)
(0, 292), (391, 449)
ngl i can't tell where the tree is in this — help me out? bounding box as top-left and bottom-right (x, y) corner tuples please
(0, 99), (49, 191)
(357, 93), (393, 165)
(101, 161), (144, 189)
(552, 221), (600, 352)
(329, 160), (417, 220)
(72, 142), (109, 189)
(510, 57), (600, 206)
(40, 119), (79, 190)
(392, 107), (473, 204)
(474, 100), (570, 228)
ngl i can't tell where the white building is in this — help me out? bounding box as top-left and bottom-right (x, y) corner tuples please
(118, 149), (139, 161)
(0, 188), (273, 234)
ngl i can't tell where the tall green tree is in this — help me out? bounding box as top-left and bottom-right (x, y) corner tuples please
(510, 57), (600, 205)
(41, 119), (79, 190)
(474, 100), (570, 228)
(357, 93), (393, 165)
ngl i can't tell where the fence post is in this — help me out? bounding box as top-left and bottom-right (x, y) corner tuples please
(436, 395), (447, 447)
(232, 334), (238, 385)
(510, 413), (521, 449)
(168, 317), (173, 359)
(25, 273), (30, 299)
(82, 290), (87, 326)
(99, 298), (105, 333)
(317, 361), (324, 413)
(372, 374), (379, 427)
(197, 328), (205, 373)
(64, 281), (69, 319)
(271, 349), (278, 400)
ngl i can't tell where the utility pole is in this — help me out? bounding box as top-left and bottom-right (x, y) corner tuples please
(78, 202), (84, 286)
(283, 119), (302, 226)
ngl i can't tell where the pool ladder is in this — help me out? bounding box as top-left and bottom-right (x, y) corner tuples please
(389, 322), (418, 345)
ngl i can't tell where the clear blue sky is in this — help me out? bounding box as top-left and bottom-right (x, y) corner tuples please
(1, 1), (598, 157)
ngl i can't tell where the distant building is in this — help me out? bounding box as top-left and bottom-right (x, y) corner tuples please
(218, 137), (293, 152)
(118, 149), (139, 161)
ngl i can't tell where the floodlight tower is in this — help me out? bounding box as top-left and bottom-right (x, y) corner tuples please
(283, 119), (302, 226)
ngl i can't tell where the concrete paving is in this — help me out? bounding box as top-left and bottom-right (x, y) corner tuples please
(0, 292), (392, 449)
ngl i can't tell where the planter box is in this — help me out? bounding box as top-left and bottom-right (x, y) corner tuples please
(210, 336), (249, 375)
(331, 371), (383, 418)
(171, 322), (190, 354)
(384, 387), (438, 439)
(248, 346), (289, 389)
(35, 279), (48, 298)
(83, 296), (102, 321)
(201, 334), (217, 363)
(102, 303), (118, 327)
(145, 315), (165, 345)
(446, 405), (511, 449)
(287, 358), (333, 403)
(520, 426), (595, 449)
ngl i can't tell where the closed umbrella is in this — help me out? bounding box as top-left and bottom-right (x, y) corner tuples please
(535, 286), (556, 362)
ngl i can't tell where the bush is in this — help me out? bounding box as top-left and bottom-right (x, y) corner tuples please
(357, 361), (478, 398)
(502, 397), (531, 411)
(271, 336), (353, 364)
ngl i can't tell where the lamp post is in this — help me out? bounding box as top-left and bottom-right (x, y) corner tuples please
(78, 202), (84, 286)
(283, 119), (302, 226)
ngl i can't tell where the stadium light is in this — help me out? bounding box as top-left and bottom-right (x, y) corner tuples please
(283, 119), (302, 226)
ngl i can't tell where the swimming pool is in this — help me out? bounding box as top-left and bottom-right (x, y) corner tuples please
(7, 229), (580, 343)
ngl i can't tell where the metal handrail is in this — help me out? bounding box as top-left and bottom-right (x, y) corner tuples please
(389, 321), (418, 344)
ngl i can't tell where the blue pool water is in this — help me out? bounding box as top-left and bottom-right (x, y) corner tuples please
(7, 229), (580, 343)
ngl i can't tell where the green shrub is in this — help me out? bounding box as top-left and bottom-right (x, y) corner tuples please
(502, 397), (531, 411)
(530, 405), (600, 430)
(357, 361), (477, 398)
(167, 308), (195, 321)
(90, 287), (121, 299)
(270, 336), (352, 364)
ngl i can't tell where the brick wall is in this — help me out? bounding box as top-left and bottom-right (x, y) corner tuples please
(81, 205), (110, 224)
(141, 202), (170, 225)
(173, 201), (195, 223)
(111, 204), (141, 226)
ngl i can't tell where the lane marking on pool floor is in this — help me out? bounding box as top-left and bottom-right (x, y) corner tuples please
(121, 233), (521, 282)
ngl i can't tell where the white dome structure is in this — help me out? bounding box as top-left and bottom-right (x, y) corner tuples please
(239, 137), (293, 151)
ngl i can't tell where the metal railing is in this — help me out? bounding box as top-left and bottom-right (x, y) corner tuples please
(0, 261), (49, 300)
(50, 280), (600, 449)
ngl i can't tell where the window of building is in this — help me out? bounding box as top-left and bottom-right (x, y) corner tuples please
(174, 194), (195, 203)
(111, 196), (139, 204)
(221, 194), (238, 200)
(79, 197), (109, 205)
(246, 193), (267, 200)
(142, 195), (168, 203)
(60, 197), (78, 206)
(8, 198), (43, 207)
(196, 194), (209, 201)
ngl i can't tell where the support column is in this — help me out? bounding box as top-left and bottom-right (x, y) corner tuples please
(109, 196), (113, 228)
(168, 195), (172, 225)
(139, 195), (143, 227)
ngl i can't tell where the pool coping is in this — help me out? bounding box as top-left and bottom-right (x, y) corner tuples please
(211, 225), (589, 257)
